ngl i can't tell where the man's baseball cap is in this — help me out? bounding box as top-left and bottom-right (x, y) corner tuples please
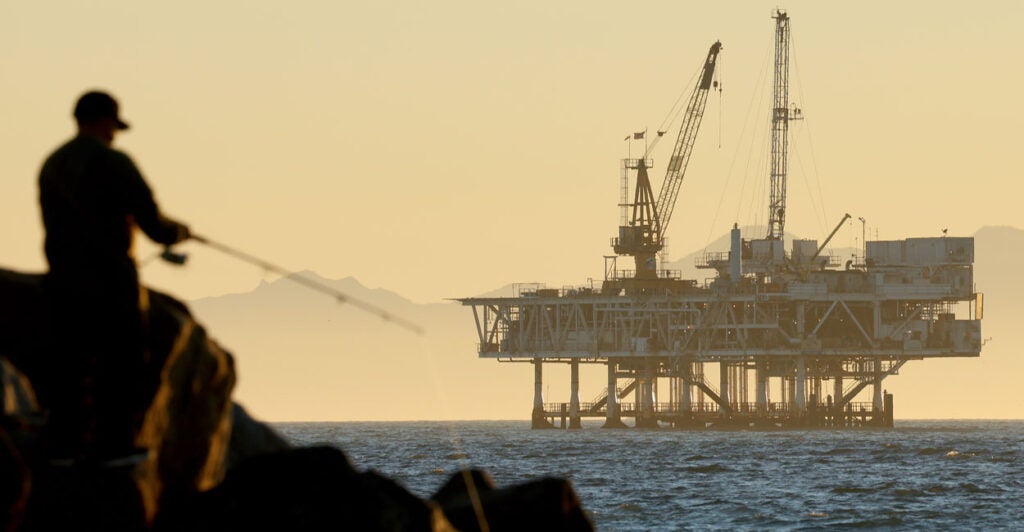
(73, 90), (130, 130)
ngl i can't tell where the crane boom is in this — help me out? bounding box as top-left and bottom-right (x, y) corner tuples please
(612, 41), (722, 282)
(654, 41), (722, 237)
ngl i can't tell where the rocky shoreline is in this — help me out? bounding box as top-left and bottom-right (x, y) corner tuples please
(0, 269), (592, 530)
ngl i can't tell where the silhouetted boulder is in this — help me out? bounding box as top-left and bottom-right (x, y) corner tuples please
(225, 403), (291, 470)
(179, 446), (452, 531)
(432, 470), (592, 531)
(135, 289), (236, 523)
(0, 271), (48, 392)
(0, 357), (38, 532)
(0, 425), (30, 532)
(432, 468), (496, 507)
(0, 269), (594, 531)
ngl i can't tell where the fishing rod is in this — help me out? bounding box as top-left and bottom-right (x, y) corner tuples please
(158, 234), (425, 336)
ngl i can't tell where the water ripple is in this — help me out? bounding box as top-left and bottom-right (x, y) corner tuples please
(274, 420), (1024, 529)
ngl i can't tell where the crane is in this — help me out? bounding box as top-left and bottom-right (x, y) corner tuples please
(612, 41), (722, 280)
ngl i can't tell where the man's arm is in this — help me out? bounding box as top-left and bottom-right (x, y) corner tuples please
(115, 151), (189, 246)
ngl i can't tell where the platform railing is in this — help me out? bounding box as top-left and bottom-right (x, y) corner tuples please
(695, 251), (730, 268)
(542, 400), (883, 417)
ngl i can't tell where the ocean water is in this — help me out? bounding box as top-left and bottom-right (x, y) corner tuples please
(274, 420), (1024, 530)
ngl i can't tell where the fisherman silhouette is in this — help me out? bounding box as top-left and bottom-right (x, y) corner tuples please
(24, 90), (190, 530)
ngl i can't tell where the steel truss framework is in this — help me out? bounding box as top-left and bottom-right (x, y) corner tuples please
(461, 270), (981, 428)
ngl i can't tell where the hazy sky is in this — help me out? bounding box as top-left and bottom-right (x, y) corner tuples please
(2, 1), (1021, 303)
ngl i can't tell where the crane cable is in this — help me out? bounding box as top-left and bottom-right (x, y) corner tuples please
(740, 32), (784, 235)
(789, 31), (834, 251)
(718, 52), (723, 149)
(700, 35), (774, 252)
(644, 64), (703, 156)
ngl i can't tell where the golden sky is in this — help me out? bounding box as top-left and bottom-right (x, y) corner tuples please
(3, 1), (1021, 421)
(2, 1), (1020, 303)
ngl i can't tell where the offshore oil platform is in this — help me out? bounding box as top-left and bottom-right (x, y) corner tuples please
(458, 11), (983, 429)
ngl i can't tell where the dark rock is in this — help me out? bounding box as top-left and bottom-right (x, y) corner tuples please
(0, 350), (148, 532)
(0, 357), (38, 532)
(179, 446), (452, 531)
(134, 288), (236, 523)
(432, 471), (593, 531)
(0, 358), (40, 423)
(0, 427), (30, 532)
(22, 461), (148, 531)
(432, 469), (495, 507)
(0, 268), (594, 531)
(0, 271), (49, 395)
(225, 403), (291, 470)
(0, 270), (236, 528)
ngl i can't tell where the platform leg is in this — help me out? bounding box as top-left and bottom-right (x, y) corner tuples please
(602, 358), (626, 428)
(795, 357), (806, 419)
(834, 368), (844, 426)
(569, 359), (581, 429)
(636, 360), (658, 428)
(872, 359), (883, 410)
(755, 359), (768, 416)
(532, 358), (553, 429)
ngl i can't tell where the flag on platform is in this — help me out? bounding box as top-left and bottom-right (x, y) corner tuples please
(633, 131), (645, 140)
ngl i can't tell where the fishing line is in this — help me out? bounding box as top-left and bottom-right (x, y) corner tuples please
(191, 237), (487, 524)
(187, 234), (425, 336)
(416, 335), (490, 531)
(152, 235), (485, 525)
(144, 233), (488, 524)
(137, 251), (163, 268)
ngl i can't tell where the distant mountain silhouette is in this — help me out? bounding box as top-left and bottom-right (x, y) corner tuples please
(894, 226), (1021, 418)
(472, 283), (517, 299)
(973, 226), (1023, 300)
(189, 272), (538, 422)
(188, 226), (1023, 421)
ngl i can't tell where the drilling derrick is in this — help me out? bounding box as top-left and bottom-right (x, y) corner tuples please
(767, 10), (801, 244)
(612, 42), (722, 287)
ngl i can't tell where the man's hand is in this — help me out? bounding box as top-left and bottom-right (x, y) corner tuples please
(176, 223), (191, 244)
